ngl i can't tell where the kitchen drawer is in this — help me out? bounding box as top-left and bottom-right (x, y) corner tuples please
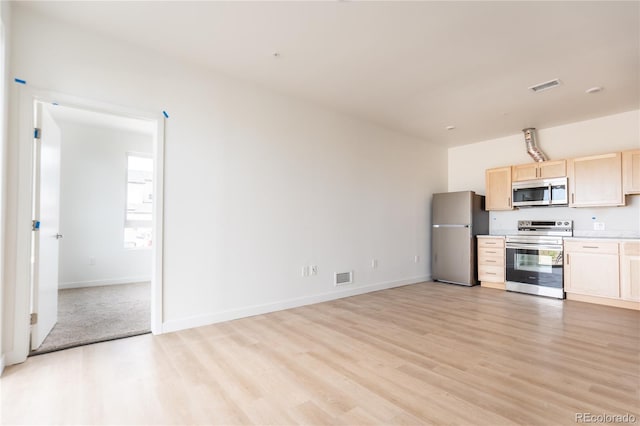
(478, 254), (504, 267)
(621, 241), (640, 256)
(478, 247), (504, 263)
(564, 240), (619, 255)
(478, 238), (505, 248)
(479, 265), (505, 282)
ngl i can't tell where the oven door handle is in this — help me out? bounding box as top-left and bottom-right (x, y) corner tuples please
(506, 243), (563, 251)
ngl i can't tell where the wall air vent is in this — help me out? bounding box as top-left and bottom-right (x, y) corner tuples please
(334, 271), (353, 286)
(529, 79), (561, 93)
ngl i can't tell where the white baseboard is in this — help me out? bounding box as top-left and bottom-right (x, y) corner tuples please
(59, 276), (152, 289)
(162, 275), (431, 334)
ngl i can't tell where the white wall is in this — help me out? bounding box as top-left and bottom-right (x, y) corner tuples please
(448, 110), (640, 237)
(3, 5), (447, 355)
(0, 0), (11, 373)
(57, 122), (153, 288)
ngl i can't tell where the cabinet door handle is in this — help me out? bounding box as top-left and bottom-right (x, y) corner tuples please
(566, 254), (569, 265)
(487, 272), (496, 275)
(486, 259), (496, 263)
(486, 250), (497, 254)
(572, 193), (575, 204)
(582, 245), (599, 249)
(508, 197), (511, 206)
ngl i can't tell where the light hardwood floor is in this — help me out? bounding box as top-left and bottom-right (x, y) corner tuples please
(2, 282), (639, 425)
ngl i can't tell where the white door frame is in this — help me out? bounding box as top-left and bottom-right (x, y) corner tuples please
(9, 84), (165, 364)
(31, 102), (62, 351)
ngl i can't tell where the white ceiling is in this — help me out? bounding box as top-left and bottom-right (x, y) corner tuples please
(19, 1), (640, 147)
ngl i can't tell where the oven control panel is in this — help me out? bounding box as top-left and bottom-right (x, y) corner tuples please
(517, 220), (573, 235)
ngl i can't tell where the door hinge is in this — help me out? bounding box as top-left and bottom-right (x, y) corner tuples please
(34, 128), (41, 139)
(32, 220), (40, 231)
(30, 313), (38, 325)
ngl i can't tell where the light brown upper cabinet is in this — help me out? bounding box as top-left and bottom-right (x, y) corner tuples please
(622, 149), (640, 195)
(485, 166), (512, 211)
(512, 160), (566, 182)
(568, 152), (624, 207)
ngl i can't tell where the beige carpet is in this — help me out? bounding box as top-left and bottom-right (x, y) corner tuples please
(30, 282), (151, 355)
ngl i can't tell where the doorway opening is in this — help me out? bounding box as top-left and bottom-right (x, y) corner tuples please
(28, 101), (161, 355)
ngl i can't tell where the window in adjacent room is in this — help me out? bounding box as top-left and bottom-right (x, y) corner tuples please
(124, 153), (153, 248)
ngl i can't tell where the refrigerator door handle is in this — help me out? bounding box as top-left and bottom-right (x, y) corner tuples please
(432, 224), (471, 228)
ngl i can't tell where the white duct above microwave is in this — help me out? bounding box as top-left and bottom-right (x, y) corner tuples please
(523, 128), (548, 163)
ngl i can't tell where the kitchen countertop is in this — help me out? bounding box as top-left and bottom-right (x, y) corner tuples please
(479, 232), (639, 239)
(571, 231), (640, 239)
(564, 236), (640, 242)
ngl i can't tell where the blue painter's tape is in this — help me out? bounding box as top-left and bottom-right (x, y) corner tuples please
(14, 78), (26, 85)
(34, 128), (40, 139)
(34, 221), (40, 230)
(162, 110), (169, 118)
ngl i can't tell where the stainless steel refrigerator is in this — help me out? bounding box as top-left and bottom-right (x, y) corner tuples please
(431, 191), (489, 286)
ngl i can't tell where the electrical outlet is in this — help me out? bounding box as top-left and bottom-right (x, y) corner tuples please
(593, 222), (605, 231)
(310, 265), (318, 275)
(301, 266), (309, 277)
(414, 255), (420, 263)
(371, 259), (378, 268)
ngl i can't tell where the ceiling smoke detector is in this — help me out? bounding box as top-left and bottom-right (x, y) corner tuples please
(528, 79), (561, 93)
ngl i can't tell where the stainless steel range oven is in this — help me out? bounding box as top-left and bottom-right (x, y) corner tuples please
(505, 220), (572, 299)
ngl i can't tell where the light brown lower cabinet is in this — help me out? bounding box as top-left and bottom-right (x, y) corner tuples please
(564, 239), (639, 310)
(478, 236), (505, 289)
(564, 241), (619, 298)
(620, 241), (640, 302)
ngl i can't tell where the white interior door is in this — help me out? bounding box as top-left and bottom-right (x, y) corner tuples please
(31, 104), (62, 350)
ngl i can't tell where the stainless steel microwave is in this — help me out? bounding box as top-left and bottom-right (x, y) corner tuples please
(512, 177), (568, 207)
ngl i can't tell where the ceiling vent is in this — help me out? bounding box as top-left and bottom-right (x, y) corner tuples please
(529, 79), (561, 93)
